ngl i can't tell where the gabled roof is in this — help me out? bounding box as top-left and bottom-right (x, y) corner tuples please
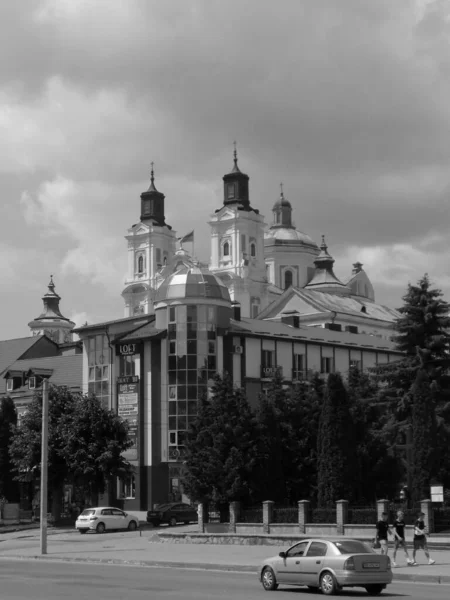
(0, 354), (82, 396)
(258, 286), (399, 324)
(0, 336), (50, 380)
(73, 314), (154, 334)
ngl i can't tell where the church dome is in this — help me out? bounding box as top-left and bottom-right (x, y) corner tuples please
(265, 227), (317, 246)
(155, 264), (231, 303)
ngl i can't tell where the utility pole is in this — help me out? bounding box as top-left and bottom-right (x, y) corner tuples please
(40, 378), (49, 555)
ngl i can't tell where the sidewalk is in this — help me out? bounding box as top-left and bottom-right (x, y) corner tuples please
(0, 528), (449, 584)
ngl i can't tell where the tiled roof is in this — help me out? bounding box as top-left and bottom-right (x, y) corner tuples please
(73, 314), (154, 333)
(0, 336), (44, 380)
(117, 323), (166, 342)
(231, 317), (401, 352)
(0, 354), (82, 395)
(258, 287), (399, 323)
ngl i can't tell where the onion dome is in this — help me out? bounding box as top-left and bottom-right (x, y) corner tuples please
(221, 142), (256, 212)
(140, 163), (170, 228)
(304, 235), (350, 295)
(28, 276), (75, 343)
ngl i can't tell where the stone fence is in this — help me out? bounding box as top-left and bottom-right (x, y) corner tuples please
(197, 499), (435, 537)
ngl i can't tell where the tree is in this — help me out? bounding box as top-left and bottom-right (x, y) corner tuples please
(9, 386), (132, 519)
(317, 373), (355, 507)
(410, 369), (438, 504)
(0, 397), (19, 502)
(181, 375), (259, 507)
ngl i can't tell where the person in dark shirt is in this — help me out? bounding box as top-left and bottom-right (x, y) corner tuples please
(375, 512), (392, 555)
(412, 512), (435, 565)
(392, 510), (413, 567)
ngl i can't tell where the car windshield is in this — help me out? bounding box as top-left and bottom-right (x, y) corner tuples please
(80, 509), (96, 516)
(332, 540), (372, 554)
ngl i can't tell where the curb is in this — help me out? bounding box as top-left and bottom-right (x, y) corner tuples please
(0, 554), (255, 573)
(1, 554), (450, 583)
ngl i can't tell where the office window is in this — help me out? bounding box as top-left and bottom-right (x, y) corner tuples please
(321, 357), (333, 374)
(118, 474), (135, 499)
(293, 354), (304, 378)
(88, 334), (111, 409)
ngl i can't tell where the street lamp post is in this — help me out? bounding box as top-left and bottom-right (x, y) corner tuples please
(40, 378), (49, 554)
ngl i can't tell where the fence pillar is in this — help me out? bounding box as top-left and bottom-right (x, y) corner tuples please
(376, 499), (389, 521)
(229, 501), (241, 534)
(298, 500), (310, 534)
(197, 503), (205, 533)
(420, 499), (434, 534)
(263, 501), (274, 534)
(336, 500), (348, 535)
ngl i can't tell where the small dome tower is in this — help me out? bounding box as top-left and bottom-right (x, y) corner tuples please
(28, 276), (75, 344)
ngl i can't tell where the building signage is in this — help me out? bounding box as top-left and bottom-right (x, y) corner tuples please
(117, 376), (139, 461)
(261, 366), (283, 379)
(431, 485), (444, 503)
(116, 342), (142, 357)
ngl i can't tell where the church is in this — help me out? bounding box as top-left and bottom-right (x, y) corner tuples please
(73, 148), (402, 510)
(121, 148), (398, 338)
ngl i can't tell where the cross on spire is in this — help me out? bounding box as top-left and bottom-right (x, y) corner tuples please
(150, 161), (155, 184)
(280, 182), (284, 197)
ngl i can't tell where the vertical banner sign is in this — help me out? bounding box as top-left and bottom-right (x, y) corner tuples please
(117, 375), (139, 461)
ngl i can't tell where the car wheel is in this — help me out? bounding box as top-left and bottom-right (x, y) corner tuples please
(320, 571), (339, 595)
(365, 585), (384, 596)
(128, 520), (137, 531)
(96, 522), (106, 534)
(261, 567), (278, 591)
(169, 517), (177, 527)
(79, 529), (88, 535)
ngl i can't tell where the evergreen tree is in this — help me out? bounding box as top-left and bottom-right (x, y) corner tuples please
(410, 369), (438, 504)
(181, 375), (258, 507)
(9, 386), (131, 519)
(0, 397), (19, 502)
(317, 373), (355, 507)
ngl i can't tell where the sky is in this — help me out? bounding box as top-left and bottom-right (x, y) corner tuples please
(1, 0), (450, 340)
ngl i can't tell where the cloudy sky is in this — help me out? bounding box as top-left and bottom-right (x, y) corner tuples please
(1, 0), (449, 340)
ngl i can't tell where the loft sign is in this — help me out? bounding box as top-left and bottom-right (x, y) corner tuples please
(116, 342), (142, 356)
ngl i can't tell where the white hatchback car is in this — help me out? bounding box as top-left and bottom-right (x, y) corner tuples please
(75, 507), (140, 534)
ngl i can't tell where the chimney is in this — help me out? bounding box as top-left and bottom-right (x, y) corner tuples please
(281, 310), (300, 328)
(231, 301), (241, 321)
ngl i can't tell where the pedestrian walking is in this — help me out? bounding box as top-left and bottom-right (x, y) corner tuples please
(375, 512), (393, 555)
(392, 510), (414, 567)
(411, 511), (435, 565)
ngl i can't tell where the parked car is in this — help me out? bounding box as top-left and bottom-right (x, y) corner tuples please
(258, 538), (392, 595)
(75, 507), (140, 534)
(146, 502), (198, 527)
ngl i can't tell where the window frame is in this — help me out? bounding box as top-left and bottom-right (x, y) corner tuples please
(6, 379), (13, 392)
(28, 376), (36, 390)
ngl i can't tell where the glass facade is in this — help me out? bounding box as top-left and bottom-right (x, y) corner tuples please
(167, 304), (217, 459)
(88, 334), (110, 409)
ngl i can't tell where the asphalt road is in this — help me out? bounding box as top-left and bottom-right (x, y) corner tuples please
(0, 560), (449, 600)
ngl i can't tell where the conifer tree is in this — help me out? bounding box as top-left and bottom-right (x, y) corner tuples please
(317, 373), (355, 507)
(181, 375), (258, 507)
(0, 397), (19, 502)
(410, 368), (438, 504)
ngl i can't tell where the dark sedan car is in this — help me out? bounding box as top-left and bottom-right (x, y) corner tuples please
(147, 502), (198, 527)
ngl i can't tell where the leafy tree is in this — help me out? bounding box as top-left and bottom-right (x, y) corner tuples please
(317, 372), (356, 507)
(410, 369), (438, 504)
(0, 397), (19, 502)
(181, 375), (259, 508)
(9, 386), (131, 519)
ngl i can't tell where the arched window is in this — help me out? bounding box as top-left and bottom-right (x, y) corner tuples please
(223, 241), (230, 257)
(250, 243), (256, 257)
(137, 255), (144, 273)
(284, 270), (293, 289)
